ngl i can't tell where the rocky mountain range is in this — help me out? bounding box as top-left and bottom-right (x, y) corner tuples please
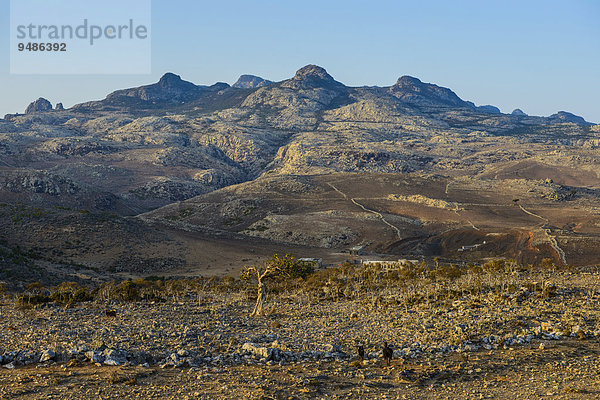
(1, 64), (600, 280)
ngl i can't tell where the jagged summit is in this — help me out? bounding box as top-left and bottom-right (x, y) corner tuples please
(159, 72), (180, 82)
(105, 73), (198, 102)
(293, 65), (335, 81)
(390, 75), (468, 108)
(549, 111), (588, 124)
(101, 72), (229, 105)
(283, 65), (344, 90)
(156, 72), (195, 90)
(232, 75), (273, 89)
(394, 75), (424, 87)
(25, 98), (53, 114)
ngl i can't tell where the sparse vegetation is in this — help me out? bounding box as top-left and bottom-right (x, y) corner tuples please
(163, 207), (196, 221)
(3, 256), (576, 313)
(244, 224), (269, 232)
(16, 281), (95, 308)
(0, 203), (53, 223)
(224, 216), (242, 226)
(1, 255), (600, 399)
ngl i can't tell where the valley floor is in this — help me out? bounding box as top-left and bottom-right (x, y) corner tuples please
(1, 266), (600, 399)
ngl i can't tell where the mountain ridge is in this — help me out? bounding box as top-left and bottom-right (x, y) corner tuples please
(15, 65), (591, 123)
(2, 64), (600, 270)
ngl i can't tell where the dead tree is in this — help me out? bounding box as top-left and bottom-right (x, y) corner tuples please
(241, 254), (314, 316)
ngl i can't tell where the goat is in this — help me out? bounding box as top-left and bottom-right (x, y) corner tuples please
(382, 342), (393, 366)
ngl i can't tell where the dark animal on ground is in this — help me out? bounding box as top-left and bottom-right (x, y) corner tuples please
(383, 342), (393, 366)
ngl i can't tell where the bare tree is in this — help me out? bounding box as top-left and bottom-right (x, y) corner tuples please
(241, 254), (314, 316)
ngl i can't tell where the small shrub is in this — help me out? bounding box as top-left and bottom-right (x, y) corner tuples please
(112, 280), (140, 302)
(125, 377), (137, 386)
(25, 282), (43, 292)
(428, 264), (463, 281)
(17, 293), (51, 307)
(49, 282), (93, 305)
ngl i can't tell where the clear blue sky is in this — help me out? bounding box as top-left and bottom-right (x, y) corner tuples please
(1, 0), (599, 122)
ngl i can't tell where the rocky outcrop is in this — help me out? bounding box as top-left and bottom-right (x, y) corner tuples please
(25, 98), (52, 114)
(240, 65), (350, 130)
(512, 108), (527, 116)
(55, 103), (64, 110)
(232, 75), (273, 89)
(128, 178), (211, 201)
(464, 102), (501, 114)
(36, 138), (119, 156)
(387, 194), (457, 209)
(476, 105), (501, 114)
(548, 111), (588, 124)
(105, 73), (229, 103)
(390, 76), (470, 108)
(1, 171), (80, 196)
(283, 65), (345, 90)
(110, 72), (197, 101)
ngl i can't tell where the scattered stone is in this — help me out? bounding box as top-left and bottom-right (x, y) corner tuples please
(85, 351), (105, 364)
(103, 349), (127, 366)
(242, 343), (276, 361)
(39, 349), (56, 362)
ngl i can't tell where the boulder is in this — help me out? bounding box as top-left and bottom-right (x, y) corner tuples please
(103, 349), (127, 366)
(39, 349), (56, 362)
(323, 343), (343, 353)
(242, 342), (278, 361)
(85, 350), (105, 364)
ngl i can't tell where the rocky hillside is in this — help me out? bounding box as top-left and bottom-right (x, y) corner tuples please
(1, 65), (599, 271)
(2, 65), (595, 210)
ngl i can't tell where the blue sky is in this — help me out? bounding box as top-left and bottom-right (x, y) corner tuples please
(1, 0), (599, 122)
